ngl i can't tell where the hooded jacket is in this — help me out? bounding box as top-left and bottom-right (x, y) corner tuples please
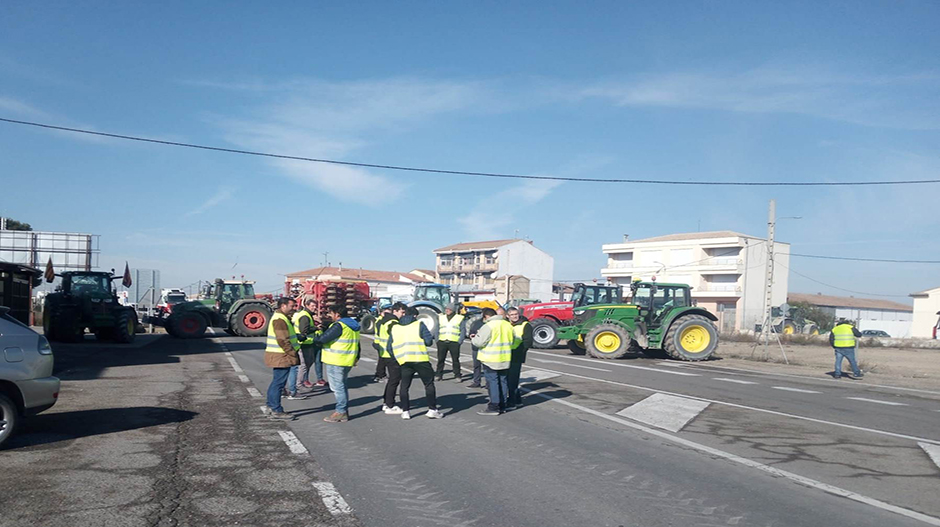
(385, 314), (434, 363)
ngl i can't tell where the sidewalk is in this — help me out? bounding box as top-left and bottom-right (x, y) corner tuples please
(0, 334), (360, 527)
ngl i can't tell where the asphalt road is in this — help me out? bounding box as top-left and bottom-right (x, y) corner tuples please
(221, 333), (940, 527)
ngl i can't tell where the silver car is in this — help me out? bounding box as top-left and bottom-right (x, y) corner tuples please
(1, 307), (60, 448)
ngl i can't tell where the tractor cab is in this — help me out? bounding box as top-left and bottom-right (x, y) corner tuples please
(60, 271), (114, 297)
(210, 279), (256, 315)
(570, 283), (622, 308)
(629, 281), (692, 325)
(413, 283), (451, 308)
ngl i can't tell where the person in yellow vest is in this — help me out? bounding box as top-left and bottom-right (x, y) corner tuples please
(435, 303), (467, 382)
(372, 305), (395, 383)
(265, 297), (300, 420)
(506, 307), (533, 409)
(387, 305), (443, 420)
(829, 318), (863, 379)
(375, 305), (404, 414)
(315, 306), (361, 422)
(471, 307), (519, 415)
(289, 298), (322, 398)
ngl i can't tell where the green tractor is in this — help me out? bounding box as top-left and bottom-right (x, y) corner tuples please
(158, 279), (272, 339)
(556, 281), (720, 361)
(42, 271), (139, 343)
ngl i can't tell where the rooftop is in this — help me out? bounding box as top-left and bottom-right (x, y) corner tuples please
(285, 266), (428, 284)
(434, 239), (523, 253)
(788, 292), (913, 312)
(910, 286), (940, 297)
(619, 231), (759, 245)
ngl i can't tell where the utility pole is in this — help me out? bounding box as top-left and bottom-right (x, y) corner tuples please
(757, 199), (788, 363)
(322, 252), (329, 268)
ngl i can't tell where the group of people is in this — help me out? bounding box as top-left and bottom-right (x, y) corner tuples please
(263, 297), (534, 422)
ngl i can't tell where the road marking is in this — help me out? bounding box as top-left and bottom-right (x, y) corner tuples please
(772, 386), (820, 394)
(714, 377), (759, 385)
(359, 357), (376, 363)
(519, 368), (561, 384)
(847, 397), (909, 406)
(247, 387), (262, 398)
(532, 358), (611, 372)
(657, 362), (687, 368)
(523, 387), (940, 527)
(518, 365), (940, 445)
(238, 374), (250, 383)
(224, 352), (232, 357)
(227, 357), (243, 373)
(616, 393), (710, 432)
(277, 430), (309, 455)
(259, 405), (270, 415)
(920, 442), (940, 471)
(529, 350), (699, 376)
(312, 481), (353, 515)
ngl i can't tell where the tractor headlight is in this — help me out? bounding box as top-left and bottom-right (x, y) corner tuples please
(573, 309), (585, 316)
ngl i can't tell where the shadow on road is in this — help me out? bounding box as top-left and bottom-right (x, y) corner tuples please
(3, 406), (197, 450)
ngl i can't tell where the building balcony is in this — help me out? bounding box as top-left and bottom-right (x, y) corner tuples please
(693, 284), (742, 297)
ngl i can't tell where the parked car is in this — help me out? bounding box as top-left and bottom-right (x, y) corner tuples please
(0, 306), (60, 448)
(861, 329), (891, 338)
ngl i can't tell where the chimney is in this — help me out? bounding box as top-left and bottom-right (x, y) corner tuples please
(623, 234), (630, 242)
(338, 262), (343, 272)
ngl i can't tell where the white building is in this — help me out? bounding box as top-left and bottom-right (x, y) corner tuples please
(910, 287), (940, 339)
(434, 239), (554, 302)
(788, 293), (914, 338)
(600, 231), (789, 333)
(284, 266), (428, 299)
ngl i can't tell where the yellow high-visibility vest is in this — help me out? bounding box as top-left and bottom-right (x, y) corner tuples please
(512, 320), (530, 349)
(438, 313), (465, 342)
(832, 324), (857, 348)
(390, 322), (430, 365)
(291, 310), (316, 345)
(265, 312), (299, 353)
(375, 318), (398, 359)
(321, 321), (360, 367)
(479, 318), (515, 367)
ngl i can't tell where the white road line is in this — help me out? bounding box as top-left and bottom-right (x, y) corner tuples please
(238, 374), (250, 383)
(772, 386), (821, 394)
(657, 362), (688, 368)
(312, 481), (353, 515)
(847, 397), (909, 407)
(224, 352), (232, 357)
(247, 387), (262, 398)
(529, 350), (700, 376)
(259, 405), (270, 415)
(522, 387), (940, 527)
(519, 364), (940, 445)
(616, 393), (710, 432)
(227, 357), (243, 373)
(359, 357), (376, 363)
(532, 358), (611, 372)
(920, 442), (940, 471)
(277, 430), (309, 455)
(714, 377), (759, 385)
(520, 369), (561, 383)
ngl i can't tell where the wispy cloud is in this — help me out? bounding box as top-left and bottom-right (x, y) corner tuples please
(458, 179), (564, 240)
(185, 187), (234, 216)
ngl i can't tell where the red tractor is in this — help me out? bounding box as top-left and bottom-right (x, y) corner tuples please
(521, 283), (622, 348)
(285, 279), (376, 334)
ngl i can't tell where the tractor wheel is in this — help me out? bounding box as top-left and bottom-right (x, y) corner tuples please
(0, 393), (19, 449)
(57, 311), (84, 343)
(170, 313), (208, 339)
(567, 337), (586, 355)
(112, 310), (136, 344)
(231, 304), (271, 337)
(414, 306), (440, 338)
(782, 322), (796, 335)
(585, 323), (631, 359)
(42, 308), (57, 342)
(803, 324), (819, 336)
(359, 313), (376, 335)
(663, 315), (719, 361)
(531, 319), (560, 349)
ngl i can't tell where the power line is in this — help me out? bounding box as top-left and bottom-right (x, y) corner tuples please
(4, 116), (940, 187)
(773, 259), (910, 298)
(781, 252), (940, 264)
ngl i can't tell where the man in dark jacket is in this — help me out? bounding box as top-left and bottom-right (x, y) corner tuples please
(506, 307), (533, 408)
(386, 305), (441, 419)
(372, 305), (395, 382)
(466, 313), (486, 389)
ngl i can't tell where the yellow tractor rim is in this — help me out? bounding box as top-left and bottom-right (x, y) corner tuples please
(679, 325), (710, 353)
(594, 331), (621, 353)
(810, 328), (819, 336)
(783, 325), (795, 335)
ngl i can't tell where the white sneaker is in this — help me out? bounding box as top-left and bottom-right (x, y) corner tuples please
(426, 409), (443, 419)
(384, 405), (403, 415)
(401, 411), (411, 420)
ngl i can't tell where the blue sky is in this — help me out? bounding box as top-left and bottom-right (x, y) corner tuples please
(1, 1), (938, 298)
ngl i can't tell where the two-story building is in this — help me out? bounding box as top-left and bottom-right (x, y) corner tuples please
(434, 239), (554, 302)
(600, 231), (789, 333)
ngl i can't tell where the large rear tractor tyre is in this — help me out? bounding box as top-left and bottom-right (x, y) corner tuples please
(0, 393), (19, 449)
(803, 324), (819, 336)
(112, 309), (136, 344)
(42, 308), (58, 342)
(782, 322), (796, 335)
(663, 315), (719, 361)
(567, 337), (586, 355)
(585, 323), (631, 359)
(57, 311), (84, 343)
(359, 313), (376, 335)
(169, 313), (208, 339)
(414, 306), (440, 338)
(531, 319), (560, 349)
(231, 304), (272, 337)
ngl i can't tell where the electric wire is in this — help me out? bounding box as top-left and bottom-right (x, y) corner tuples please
(772, 259), (910, 298)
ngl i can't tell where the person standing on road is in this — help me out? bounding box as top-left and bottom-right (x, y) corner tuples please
(372, 305), (395, 383)
(830, 318), (864, 379)
(471, 307), (518, 415)
(316, 306), (361, 422)
(466, 313), (487, 389)
(436, 303), (466, 382)
(388, 305), (443, 420)
(506, 307), (533, 409)
(376, 304), (404, 414)
(265, 297), (300, 420)
(290, 298), (322, 397)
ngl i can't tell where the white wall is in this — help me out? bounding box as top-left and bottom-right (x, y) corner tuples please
(856, 320), (912, 338)
(497, 241), (554, 302)
(912, 290), (940, 338)
(739, 240), (789, 332)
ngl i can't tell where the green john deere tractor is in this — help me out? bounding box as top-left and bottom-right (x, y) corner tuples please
(158, 279), (272, 339)
(556, 281), (720, 361)
(42, 271), (139, 343)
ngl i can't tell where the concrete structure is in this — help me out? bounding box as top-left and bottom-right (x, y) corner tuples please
(601, 231), (789, 333)
(285, 266), (428, 299)
(0, 262), (41, 325)
(910, 287), (940, 339)
(789, 292), (914, 338)
(434, 239), (554, 302)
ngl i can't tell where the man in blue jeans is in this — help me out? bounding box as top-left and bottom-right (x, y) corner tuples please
(830, 319), (864, 379)
(471, 308), (518, 415)
(315, 306), (361, 422)
(265, 298), (300, 420)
